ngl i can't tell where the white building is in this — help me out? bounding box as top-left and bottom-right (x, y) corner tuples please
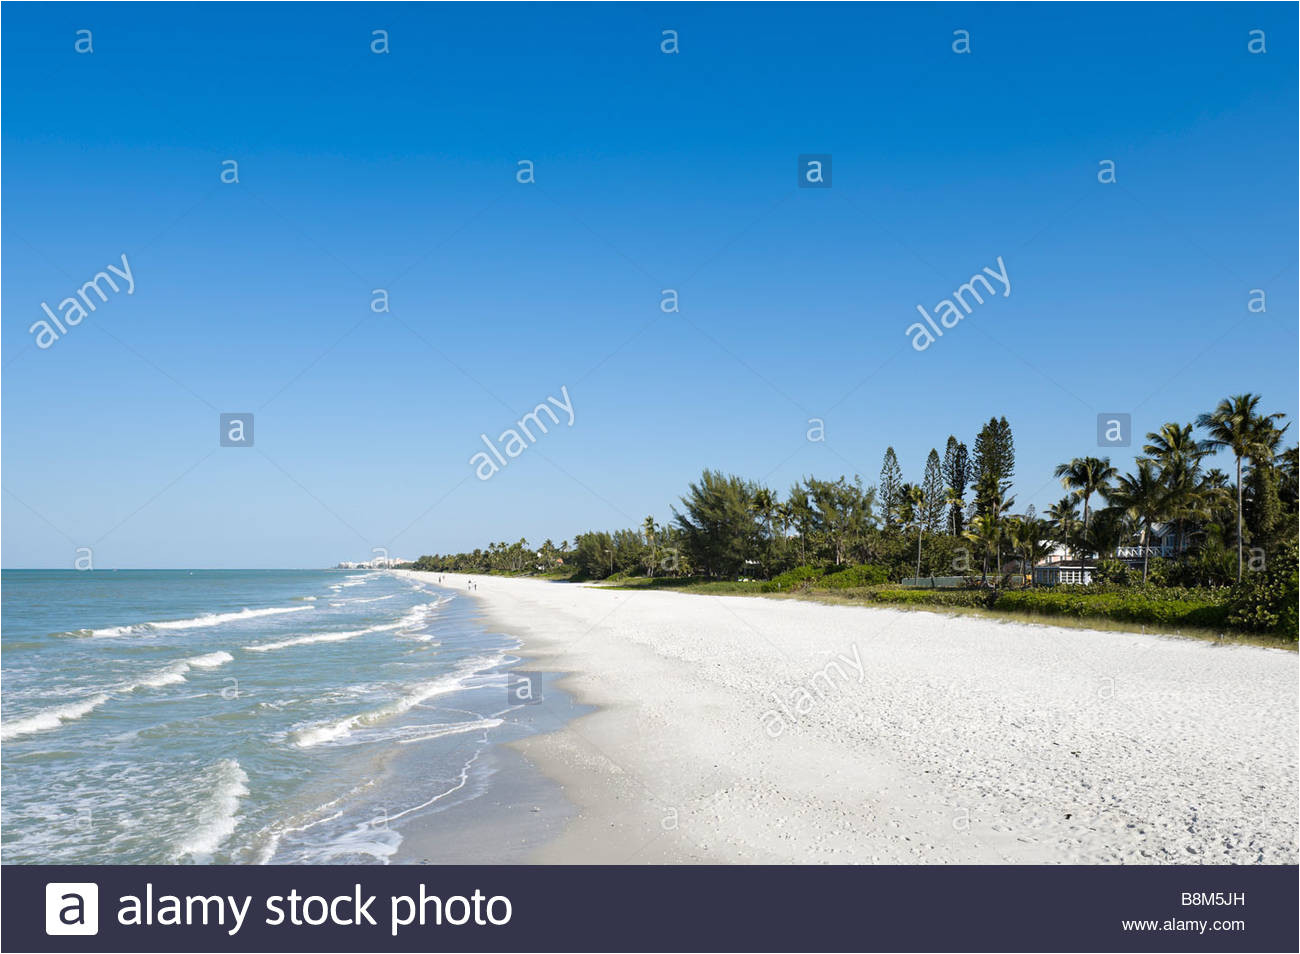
(1114, 523), (1181, 561)
(1032, 560), (1097, 586)
(1031, 522), (1187, 585)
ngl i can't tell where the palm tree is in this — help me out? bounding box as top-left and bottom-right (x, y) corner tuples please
(1088, 505), (1133, 560)
(1197, 394), (1286, 580)
(785, 486), (811, 566)
(1143, 422), (1204, 556)
(749, 488), (778, 576)
(1053, 456), (1117, 550)
(1004, 516), (1052, 586)
(962, 513), (1001, 584)
(897, 483), (927, 580)
(943, 485), (963, 535)
(1108, 461), (1168, 582)
(643, 516), (657, 577)
(1046, 496), (1080, 559)
(1194, 470), (1235, 541)
(749, 488), (776, 537)
(1004, 517), (1028, 583)
(771, 501), (793, 567)
(1143, 422), (1201, 470)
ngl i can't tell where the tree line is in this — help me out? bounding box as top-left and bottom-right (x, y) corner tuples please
(412, 393), (1297, 589)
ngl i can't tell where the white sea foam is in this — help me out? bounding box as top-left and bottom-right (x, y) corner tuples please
(132, 662), (191, 689)
(2, 650), (235, 740)
(248, 781), (375, 864)
(189, 651), (235, 668)
(253, 832), (284, 866)
(172, 759), (249, 862)
(72, 605), (312, 637)
(397, 717), (503, 745)
(395, 598), (449, 631)
(0, 693), (112, 741)
(292, 654), (506, 748)
(125, 651), (235, 691)
(306, 819), (402, 864)
(245, 623), (403, 653)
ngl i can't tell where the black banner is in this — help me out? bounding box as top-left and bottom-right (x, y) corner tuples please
(3, 864), (1296, 952)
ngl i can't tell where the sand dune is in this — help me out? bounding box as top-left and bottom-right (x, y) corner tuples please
(393, 570), (1298, 865)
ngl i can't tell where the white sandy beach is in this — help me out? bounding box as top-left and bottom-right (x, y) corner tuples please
(393, 570), (1298, 865)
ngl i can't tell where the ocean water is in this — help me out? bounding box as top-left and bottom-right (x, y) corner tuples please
(0, 569), (558, 864)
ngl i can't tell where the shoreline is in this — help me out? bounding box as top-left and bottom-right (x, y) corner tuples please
(391, 570), (1298, 865)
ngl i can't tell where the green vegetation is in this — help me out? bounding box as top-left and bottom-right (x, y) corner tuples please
(989, 587), (1229, 629)
(763, 564), (828, 591)
(412, 393), (1298, 641)
(1225, 538), (1299, 635)
(821, 564), (890, 589)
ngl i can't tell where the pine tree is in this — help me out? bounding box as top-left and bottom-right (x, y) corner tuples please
(998, 418), (1015, 482)
(879, 447), (902, 529)
(922, 449), (945, 534)
(970, 418), (1016, 573)
(941, 436), (969, 535)
(972, 417), (1015, 517)
(672, 470), (762, 578)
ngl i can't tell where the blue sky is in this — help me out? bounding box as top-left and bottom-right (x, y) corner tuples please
(3, 2), (1296, 568)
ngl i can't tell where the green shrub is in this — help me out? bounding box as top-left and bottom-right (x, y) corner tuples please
(1095, 558), (1130, 585)
(866, 588), (995, 608)
(992, 588), (1230, 629)
(856, 584), (1246, 632)
(762, 565), (827, 592)
(821, 564), (889, 588)
(1226, 540), (1299, 638)
(1143, 557), (1173, 586)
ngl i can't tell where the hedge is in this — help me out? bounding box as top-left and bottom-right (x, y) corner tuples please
(991, 589), (1230, 629)
(761, 565), (827, 592)
(857, 586), (1236, 631)
(752, 558), (1297, 639)
(867, 588), (992, 608)
(820, 564), (890, 589)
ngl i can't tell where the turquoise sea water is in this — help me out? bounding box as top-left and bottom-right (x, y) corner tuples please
(0, 569), (536, 864)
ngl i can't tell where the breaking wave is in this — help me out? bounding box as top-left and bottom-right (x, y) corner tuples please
(171, 759), (249, 862)
(64, 605), (312, 638)
(0, 693), (112, 741)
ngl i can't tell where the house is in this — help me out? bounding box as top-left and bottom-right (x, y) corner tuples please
(1114, 522), (1181, 565)
(1033, 560), (1098, 586)
(1033, 521), (1191, 584)
(1032, 543), (1096, 585)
